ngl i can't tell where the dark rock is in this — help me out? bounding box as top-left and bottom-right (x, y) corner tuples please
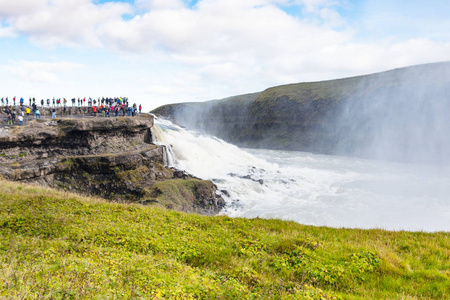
(173, 169), (189, 179)
(220, 189), (230, 197)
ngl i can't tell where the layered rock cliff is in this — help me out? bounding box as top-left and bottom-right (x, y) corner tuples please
(0, 116), (224, 215)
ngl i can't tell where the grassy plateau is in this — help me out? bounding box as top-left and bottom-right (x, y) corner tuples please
(0, 179), (449, 299)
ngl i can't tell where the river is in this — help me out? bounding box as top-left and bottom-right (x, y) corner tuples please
(152, 118), (450, 232)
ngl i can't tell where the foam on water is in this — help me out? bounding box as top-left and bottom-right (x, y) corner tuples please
(152, 117), (450, 232)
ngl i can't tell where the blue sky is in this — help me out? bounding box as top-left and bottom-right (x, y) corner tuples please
(0, 0), (449, 110)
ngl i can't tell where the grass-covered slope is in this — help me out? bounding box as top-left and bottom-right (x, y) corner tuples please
(1, 180), (449, 299)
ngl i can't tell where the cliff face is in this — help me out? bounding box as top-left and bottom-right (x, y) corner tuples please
(152, 93), (259, 146)
(0, 118), (153, 161)
(0, 116), (224, 215)
(153, 62), (450, 163)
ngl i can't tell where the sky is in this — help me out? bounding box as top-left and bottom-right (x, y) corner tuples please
(0, 0), (449, 110)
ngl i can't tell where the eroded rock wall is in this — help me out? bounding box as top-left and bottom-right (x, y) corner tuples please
(0, 116), (225, 214)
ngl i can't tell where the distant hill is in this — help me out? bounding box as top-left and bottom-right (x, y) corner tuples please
(152, 62), (450, 164)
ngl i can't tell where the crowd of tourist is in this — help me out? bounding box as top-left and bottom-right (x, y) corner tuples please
(1, 96), (143, 126)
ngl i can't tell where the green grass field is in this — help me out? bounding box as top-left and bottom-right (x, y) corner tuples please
(0, 180), (449, 299)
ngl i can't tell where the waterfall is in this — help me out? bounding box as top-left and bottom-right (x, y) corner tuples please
(150, 120), (177, 167)
(152, 117), (274, 179)
(150, 117), (450, 232)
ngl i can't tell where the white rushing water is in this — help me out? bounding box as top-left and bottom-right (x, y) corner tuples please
(152, 118), (450, 232)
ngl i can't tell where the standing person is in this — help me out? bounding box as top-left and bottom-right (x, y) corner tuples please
(20, 97), (24, 106)
(26, 107), (30, 116)
(40, 99), (44, 106)
(35, 109), (41, 119)
(139, 104), (142, 114)
(29, 98), (31, 106)
(18, 115), (23, 126)
(92, 105), (97, 117)
(5, 97), (8, 105)
(7, 113), (12, 126)
(52, 107), (56, 119)
(13, 97), (16, 106)
(11, 111), (16, 124)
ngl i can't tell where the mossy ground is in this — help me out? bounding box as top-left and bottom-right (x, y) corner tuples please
(0, 180), (449, 299)
(145, 179), (218, 211)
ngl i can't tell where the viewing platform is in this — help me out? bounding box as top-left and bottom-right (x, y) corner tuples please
(0, 106), (147, 127)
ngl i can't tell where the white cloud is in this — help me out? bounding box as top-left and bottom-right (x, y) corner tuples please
(135, 0), (186, 10)
(319, 7), (345, 27)
(0, 26), (15, 37)
(0, 0), (449, 106)
(3, 60), (86, 83)
(0, 0), (47, 17)
(0, 0), (132, 47)
(104, 0), (450, 101)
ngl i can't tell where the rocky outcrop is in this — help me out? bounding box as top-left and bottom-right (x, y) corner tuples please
(0, 115), (224, 214)
(0, 118), (154, 162)
(144, 179), (225, 215)
(1, 106), (97, 117)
